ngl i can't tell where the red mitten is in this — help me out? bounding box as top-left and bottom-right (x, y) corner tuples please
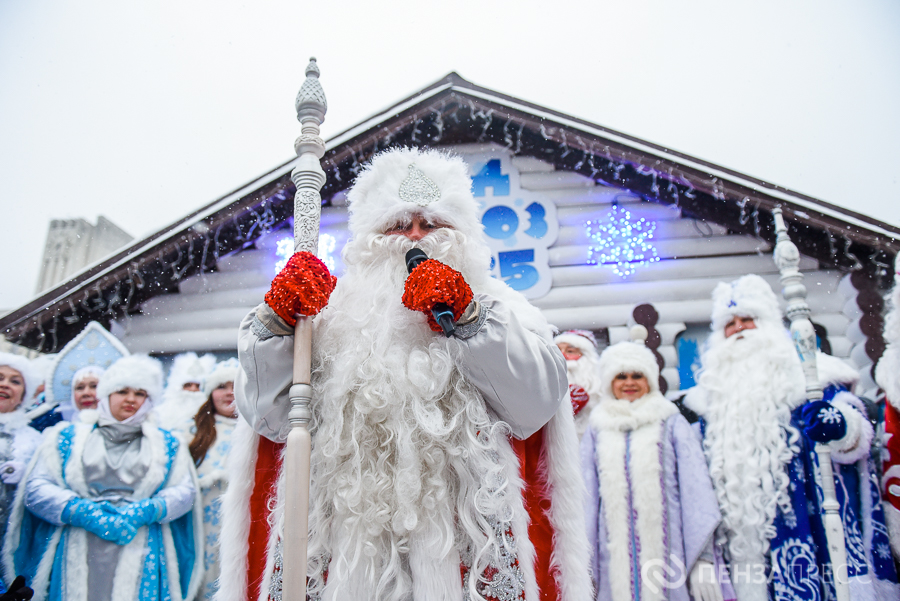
(264, 251), (337, 326)
(402, 259), (473, 333)
(569, 385), (590, 416)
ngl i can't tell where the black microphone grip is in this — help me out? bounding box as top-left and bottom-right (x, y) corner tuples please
(405, 248), (456, 338)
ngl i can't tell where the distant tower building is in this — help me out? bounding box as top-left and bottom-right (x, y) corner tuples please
(35, 216), (133, 293)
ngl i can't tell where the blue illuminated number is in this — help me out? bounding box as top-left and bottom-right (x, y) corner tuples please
(471, 159), (510, 197)
(498, 249), (538, 290)
(482, 206), (519, 239)
(523, 202), (548, 239)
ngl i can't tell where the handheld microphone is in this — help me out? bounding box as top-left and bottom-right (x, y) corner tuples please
(405, 248), (456, 338)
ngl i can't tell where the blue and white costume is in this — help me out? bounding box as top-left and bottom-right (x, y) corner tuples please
(685, 275), (899, 601)
(2, 355), (203, 601)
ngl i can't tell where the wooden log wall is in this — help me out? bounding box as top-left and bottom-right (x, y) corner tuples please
(112, 146), (857, 396)
(512, 154), (850, 393)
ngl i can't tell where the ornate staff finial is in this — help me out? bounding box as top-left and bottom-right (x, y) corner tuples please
(291, 57), (327, 255)
(295, 57), (327, 122)
(773, 206), (821, 401)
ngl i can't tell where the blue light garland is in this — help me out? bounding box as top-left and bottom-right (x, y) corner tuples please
(275, 233), (337, 274)
(585, 205), (659, 277)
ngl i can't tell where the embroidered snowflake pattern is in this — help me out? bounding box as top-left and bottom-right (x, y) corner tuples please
(817, 406), (842, 425)
(875, 542), (892, 560)
(203, 502), (220, 526)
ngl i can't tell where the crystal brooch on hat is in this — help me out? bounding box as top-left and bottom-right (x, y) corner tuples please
(398, 164), (441, 206)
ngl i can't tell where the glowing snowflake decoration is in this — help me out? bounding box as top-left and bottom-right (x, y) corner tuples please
(585, 205), (659, 277)
(275, 233), (337, 273)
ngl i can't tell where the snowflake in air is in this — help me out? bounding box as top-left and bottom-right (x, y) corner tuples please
(586, 204), (659, 277)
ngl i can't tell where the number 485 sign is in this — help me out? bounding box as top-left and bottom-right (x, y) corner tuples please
(465, 152), (558, 300)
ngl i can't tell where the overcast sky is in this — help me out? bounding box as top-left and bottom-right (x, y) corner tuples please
(1, 0), (898, 310)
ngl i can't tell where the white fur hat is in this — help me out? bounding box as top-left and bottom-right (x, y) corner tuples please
(0, 352), (40, 402)
(166, 352), (216, 391)
(97, 354), (165, 405)
(710, 274), (783, 333)
(554, 330), (599, 357)
(203, 358), (240, 398)
(598, 341), (661, 399)
(346, 147), (483, 240)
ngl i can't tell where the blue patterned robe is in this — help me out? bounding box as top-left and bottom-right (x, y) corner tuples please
(698, 386), (899, 601)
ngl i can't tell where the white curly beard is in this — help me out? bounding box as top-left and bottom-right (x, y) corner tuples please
(302, 229), (520, 601)
(696, 324), (806, 572)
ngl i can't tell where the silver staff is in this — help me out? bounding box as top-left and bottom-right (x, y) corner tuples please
(772, 206), (849, 601)
(283, 57), (327, 601)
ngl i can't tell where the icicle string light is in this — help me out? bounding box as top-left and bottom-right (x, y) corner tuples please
(13, 97), (890, 353)
(585, 204), (660, 277)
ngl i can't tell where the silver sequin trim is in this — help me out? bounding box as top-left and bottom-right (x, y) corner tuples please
(453, 301), (486, 340)
(251, 315), (276, 341)
(398, 164), (441, 206)
(268, 538), (284, 601)
(461, 518), (526, 601)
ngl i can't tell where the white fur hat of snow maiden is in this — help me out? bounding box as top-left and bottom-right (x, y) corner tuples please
(346, 147), (484, 241)
(598, 329), (661, 400)
(97, 354), (165, 406)
(203, 358), (240, 398)
(710, 273), (783, 333)
(554, 329), (599, 357)
(0, 352), (40, 404)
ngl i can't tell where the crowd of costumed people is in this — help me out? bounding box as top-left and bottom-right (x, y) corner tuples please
(0, 320), (241, 601)
(0, 148), (897, 601)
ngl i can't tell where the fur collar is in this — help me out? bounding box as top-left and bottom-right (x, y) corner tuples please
(816, 351), (859, 388)
(590, 392), (678, 432)
(0, 408), (30, 430)
(594, 414), (669, 601)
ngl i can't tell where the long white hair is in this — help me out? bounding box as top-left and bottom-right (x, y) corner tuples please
(694, 323), (806, 567)
(303, 228), (522, 601)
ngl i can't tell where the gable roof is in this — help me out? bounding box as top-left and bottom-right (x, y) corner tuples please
(3, 72), (897, 353)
